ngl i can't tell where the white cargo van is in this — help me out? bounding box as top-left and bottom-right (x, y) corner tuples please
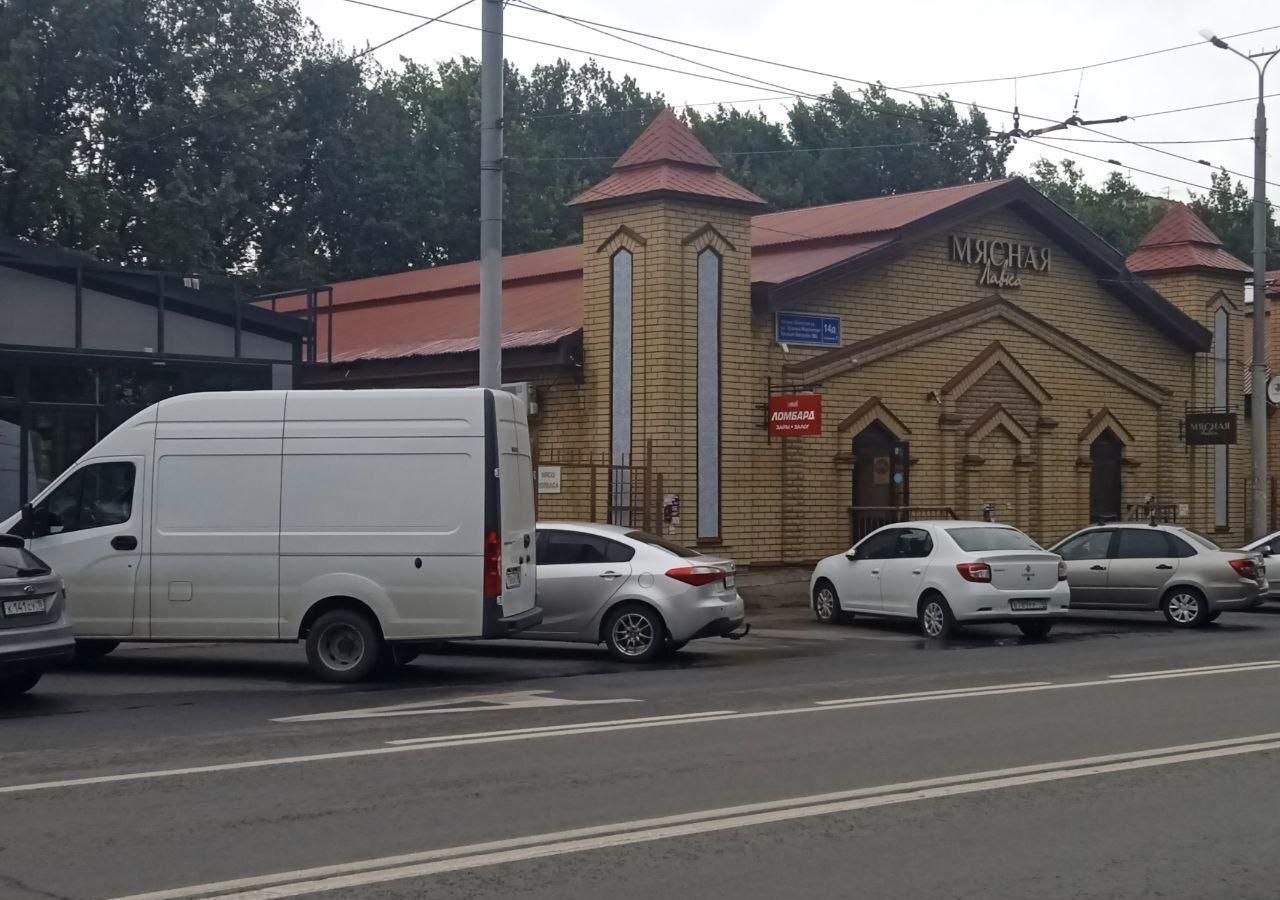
(0, 388), (541, 681)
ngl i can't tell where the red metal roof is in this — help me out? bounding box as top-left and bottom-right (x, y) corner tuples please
(612, 109), (722, 170)
(1125, 203), (1251, 275)
(569, 109), (764, 209)
(751, 237), (893, 285)
(753, 180), (1011, 247)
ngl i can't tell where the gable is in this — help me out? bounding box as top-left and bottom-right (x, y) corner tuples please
(784, 293), (1171, 406)
(756, 180), (1210, 354)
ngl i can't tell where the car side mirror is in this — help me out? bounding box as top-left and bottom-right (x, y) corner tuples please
(845, 550), (862, 562)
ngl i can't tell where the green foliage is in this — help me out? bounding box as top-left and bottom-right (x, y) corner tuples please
(0, 1), (1012, 288)
(1026, 159), (1164, 255)
(1189, 168), (1280, 266)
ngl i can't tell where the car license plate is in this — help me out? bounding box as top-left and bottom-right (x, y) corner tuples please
(1010, 599), (1047, 612)
(3, 598), (46, 616)
(723, 573), (735, 589)
(504, 568), (521, 590)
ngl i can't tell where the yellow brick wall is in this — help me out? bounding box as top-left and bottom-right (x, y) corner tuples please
(533, 201), (1251, 564)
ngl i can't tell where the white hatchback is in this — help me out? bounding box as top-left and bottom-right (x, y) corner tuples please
(810, 521), (1070, 639)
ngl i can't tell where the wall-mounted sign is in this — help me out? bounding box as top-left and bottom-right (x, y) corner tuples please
(949, 235), (1052, 289)
(663, 494), (681, 526)
(1185, 412), (1237, 445)
(775, 312), (841, 347)
(769, 393), (823, 437)
(537, 465), (562, 494)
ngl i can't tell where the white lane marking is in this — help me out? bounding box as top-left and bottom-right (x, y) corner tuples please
(814, 682), (1052, 705)
(8, 661), (1279, 796)
(0, 711), (738, 797)
(109, 731), (1280, 900)
(272, 690), (638, 723)
(384, 710), (739, 745)
(816, 660), (1280, 707)
(1108, 660), (1280, 679)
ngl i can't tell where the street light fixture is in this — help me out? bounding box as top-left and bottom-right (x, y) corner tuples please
(1200, 27), (1278, 538)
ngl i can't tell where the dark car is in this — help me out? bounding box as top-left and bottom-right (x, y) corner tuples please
(0, 534), (74, 697)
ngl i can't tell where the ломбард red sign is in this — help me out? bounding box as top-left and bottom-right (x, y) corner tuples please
(769, 393), (822, 437)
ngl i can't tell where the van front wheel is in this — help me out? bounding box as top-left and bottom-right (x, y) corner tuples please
(306, 609), (383, 682)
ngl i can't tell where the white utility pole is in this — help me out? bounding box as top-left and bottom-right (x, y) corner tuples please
(478, 0), (504, 389)
(1200, 29), (1277, 538)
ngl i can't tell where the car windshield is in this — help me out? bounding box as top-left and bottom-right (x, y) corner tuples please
(1177, 529), (1220, 551)
(625, 531), (700, 558)
(946, 526), (1042, 552)
(0, 543), (50, 578)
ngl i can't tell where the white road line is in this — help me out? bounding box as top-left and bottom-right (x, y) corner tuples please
(1108, 660), (1280, 679)
(6, 661), (1278, 797)
(272, 690), (639, 723)
(109, 731), (1280, 900)
(813, 682), (1052, 705)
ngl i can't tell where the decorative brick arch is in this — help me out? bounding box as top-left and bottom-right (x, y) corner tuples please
(1077, 407), (1135, 454)
(595, 224), (647, 255)
(681, 222), (736, 253)
(966, 402), (1032, 447)
(837, 396), (912, 439)
(943, 340), (1052, 405)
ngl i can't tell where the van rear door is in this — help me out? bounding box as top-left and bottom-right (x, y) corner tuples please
(489, 391), (538, 628)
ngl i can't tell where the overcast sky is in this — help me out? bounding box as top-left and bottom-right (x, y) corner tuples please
(301, 0), (1278, 211)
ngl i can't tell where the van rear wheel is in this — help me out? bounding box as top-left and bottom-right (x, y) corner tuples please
(306, 609), (383, 682)
(0, 670), (41, 698)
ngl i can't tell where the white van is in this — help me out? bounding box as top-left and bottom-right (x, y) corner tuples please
(0, 388), (541, 681)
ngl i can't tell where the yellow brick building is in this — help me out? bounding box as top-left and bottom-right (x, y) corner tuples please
(300, 111), (1254, 566)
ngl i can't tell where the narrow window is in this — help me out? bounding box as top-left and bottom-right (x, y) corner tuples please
(610, 249), (633, 525)
(697, 249), (721, 539)
(1213, 307), (1228, 528)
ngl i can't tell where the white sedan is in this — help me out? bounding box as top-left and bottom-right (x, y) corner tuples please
(810, 521), (1070, 639)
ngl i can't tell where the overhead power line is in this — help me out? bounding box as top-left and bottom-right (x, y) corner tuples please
(505, 1), (1278, 191)
(1019, 135), (1214, 194)
(337, 0), (1244, 199)
(902, 24), (1280, 89)
(1133, 91), (1280, 119)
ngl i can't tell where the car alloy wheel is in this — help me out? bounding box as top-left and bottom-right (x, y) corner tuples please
(921, 601), (946, 637)
(611, 612), (656, 658)
(918, 595), (955, 640)
(814, 584), (839, 623)
(1163, 590), (1206, 628)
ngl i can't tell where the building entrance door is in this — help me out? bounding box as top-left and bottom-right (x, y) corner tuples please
(1090, 429), (1123, 523)
(850, 423), (910, 541)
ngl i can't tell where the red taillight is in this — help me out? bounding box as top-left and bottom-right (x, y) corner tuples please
(956, 562), (992, 583)
(1229, 558), (1258, 580)
(483, 530), (502, 596)
(664, 566), (725, 587)
(1058, 560), (1068, 581)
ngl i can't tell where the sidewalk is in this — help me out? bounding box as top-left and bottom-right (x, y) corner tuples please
(738, 566), (811, 611)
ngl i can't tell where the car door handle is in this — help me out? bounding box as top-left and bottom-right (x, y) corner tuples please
(111, 535), (137, 551)
(599, 571), (622, 580)
(1156, 564), (1173, 570)
(1089, 565), (1106, 571)
(870, 569), (881, 576)
(911, 569), (922, 575)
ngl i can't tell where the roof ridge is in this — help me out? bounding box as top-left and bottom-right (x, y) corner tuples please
(754, 177), (1015, 220)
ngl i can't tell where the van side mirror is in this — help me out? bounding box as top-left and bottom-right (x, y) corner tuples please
(19, 504), (55, 538)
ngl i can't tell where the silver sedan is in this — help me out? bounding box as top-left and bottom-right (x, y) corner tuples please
(0, 535), (74, 697)
(526, 522), (747, 662)
(1050, 523), (1265, 627)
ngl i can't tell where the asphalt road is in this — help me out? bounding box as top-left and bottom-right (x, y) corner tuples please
(3, 605), (1280, 900)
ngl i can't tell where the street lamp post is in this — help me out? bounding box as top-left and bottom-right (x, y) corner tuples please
(1200, 29), (1277, 538)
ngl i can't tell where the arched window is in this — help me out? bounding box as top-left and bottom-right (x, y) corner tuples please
(696, 248), (720, 539)
(610, 249), (632, 469)
(1213, 306), (1228, 528)
(610, 249), (633, 525)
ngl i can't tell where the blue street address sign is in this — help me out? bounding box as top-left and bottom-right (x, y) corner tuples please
(775, 311), (841, 348)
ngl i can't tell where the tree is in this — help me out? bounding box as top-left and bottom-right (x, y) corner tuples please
(1189, 168), (1280, 266)
(1027, 159), (1164, 255)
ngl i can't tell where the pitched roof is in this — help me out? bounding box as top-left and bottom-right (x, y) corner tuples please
(283, 177), (1213, 366)
(612, 109), (722, 169)
(1125, 203), (1251, 275)
(569, 109), (765, 209)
